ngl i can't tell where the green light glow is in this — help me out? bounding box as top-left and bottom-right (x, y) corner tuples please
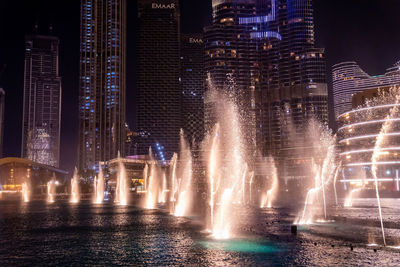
(198, 239), (282, 254)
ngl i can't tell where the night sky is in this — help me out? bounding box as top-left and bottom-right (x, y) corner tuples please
(0, 0), (399, 174)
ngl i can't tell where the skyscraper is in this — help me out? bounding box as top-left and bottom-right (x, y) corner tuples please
(21, 34), (62, 167)
(332, 61), (400, 120)
(79, 0), (126, 172)
(181, 34), (205, 146)
(0, 88), (4, 158)
(137, 0), (181, 159)
(204, 0), (260, 155)
(234, 0), (328, 181)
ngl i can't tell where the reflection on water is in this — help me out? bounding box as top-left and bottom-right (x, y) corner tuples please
(0, 200), (400, 266)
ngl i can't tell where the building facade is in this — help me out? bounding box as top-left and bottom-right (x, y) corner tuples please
(78, 0), (127, 173)
(204, 0), (260, 156)
(137, 0), (181, 159)
(332, 61), (400, 121)
(337, 88), (400, 193)
(21, 34), (62, 167)
(180, 34), (205, 147)
(237, 0), (328, 181)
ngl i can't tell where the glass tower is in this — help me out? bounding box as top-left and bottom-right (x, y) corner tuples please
(239, 0), (328, 180)
(21, 34), (62, 167)
(78, 0), (126, 173)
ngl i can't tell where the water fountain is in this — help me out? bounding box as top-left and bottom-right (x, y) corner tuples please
(344, 188), (362, 207)
(204, 76), (249, 239)
(115, 157), (128, 205)
(143, 164), (148, 192)
(158, 172), (167, 204)
(260, 157), (278, 208)
(47, 179), (56, 203)
(70, 168), (80, 203)
(169, 153), (178, 210)
(333, 162), (342, 206)
(145, 148), (159, 209)
(295, 120), (336, 225)
(370, 99), (400, 246)
(22, 182), (29, 203)
(174, 129), (193, 217)
(240, 163), (248, 205)
(93, 167), (105, 204)
(249, 171), (254, 204)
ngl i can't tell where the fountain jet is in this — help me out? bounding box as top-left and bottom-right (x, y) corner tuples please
(158, 172), (167, 204)
(204, 75), (248, 239)
(22, 182), (29, 203)
(344, 188), (362, 207)
(115, 156), (128, 205)
(93, 167), (105, 204)
(174, 129), (193, 217)
(169, 153), (178, 210)
(333, 162), (342, 206)
(296, 120), (336, 225)
(261, 157), (278, 208)
(370, 98), (400, 246)
(70, 168), (80, 203)
(47, 178), (56, 203)
(145, 148), (159, 209)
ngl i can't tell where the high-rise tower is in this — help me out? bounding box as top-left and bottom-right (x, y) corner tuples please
(180, 34), (205, 146)
(21, 34), (62, 167)
(240, 0), (328, 179)
(204, 0), (260, 156)
(137, 0), (181, 159)
(79, 0), (126, 172)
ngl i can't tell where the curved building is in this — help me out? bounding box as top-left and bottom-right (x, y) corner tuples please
(337, 92), (400, 191)
(332, 61), (400, 121)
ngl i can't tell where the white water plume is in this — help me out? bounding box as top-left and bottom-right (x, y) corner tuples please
(158, 172), (167, 204)
(145, 148), (159, 209)
(22, 182), (29, 203)
(344, 188), (362, 207)
(47, 178), (56, 203)
(204, 75), (249, 239)
(93, 167), (105, 204)
(333, 162), (342, 206)
(370, 95), (400, 246)
(169, 153), (178, 210)
(174, 129), (193, 217)
(115, 157), (128, 206)
(70, 168), (80, 203)
(260, 156), (278, 208)
(295, 120), (336, 225)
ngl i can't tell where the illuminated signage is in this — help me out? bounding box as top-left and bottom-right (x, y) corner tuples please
(189, 38), (203, 44)
(152, 3), (175, 9)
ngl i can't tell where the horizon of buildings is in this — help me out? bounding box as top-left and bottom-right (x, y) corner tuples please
(2, 0), (399, 177)
(204, 0), (328, 180)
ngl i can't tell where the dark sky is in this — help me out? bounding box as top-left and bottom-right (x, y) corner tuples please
(0, 0), (399, 174)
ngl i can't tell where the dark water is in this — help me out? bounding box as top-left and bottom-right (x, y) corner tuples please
(0, 200), (400, 266)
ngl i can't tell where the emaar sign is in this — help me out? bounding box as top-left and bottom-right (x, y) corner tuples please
(152, 3), (176, 9)
(189, 38), (203, 44)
